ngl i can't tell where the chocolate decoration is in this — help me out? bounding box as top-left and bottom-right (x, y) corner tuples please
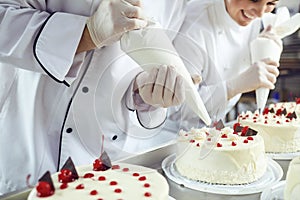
(60, 157), (79, 180)
(287, 111), (297, 119)
(245, 127), (258, 136)
(269, 108), (275, 113)
(282, 108), (287, 116)
(214, 119), (225, 130)
(233, 123), (243, 132)
(38, 171), (55, 192)
(100, 151), (112, 169)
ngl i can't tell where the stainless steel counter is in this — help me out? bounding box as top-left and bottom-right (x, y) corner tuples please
(0, 143), (291, 200)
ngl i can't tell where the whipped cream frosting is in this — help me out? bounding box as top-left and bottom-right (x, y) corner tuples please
(175, 127), (267, 184)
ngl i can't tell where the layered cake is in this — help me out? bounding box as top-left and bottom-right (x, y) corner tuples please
(238, 108), (300, 153)
(28, 153), (169, 200)
(174, 123), (267, 184)
(284, 156), (300, 200)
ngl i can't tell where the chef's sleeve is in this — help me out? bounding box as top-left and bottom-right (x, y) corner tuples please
(0, 2), (87, 86)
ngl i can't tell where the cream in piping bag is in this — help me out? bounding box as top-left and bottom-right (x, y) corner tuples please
(120, 21), (211, 125)
(251, 7), (300, 112)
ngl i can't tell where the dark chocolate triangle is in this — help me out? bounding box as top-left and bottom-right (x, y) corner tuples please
(214, 119), (225, 130)
(246, 127), (258, 136)
(60, 157), (79, 180)
(233, 123), (243, 132)
(100, 151), (112, 169)
(38, 171), (55, 192)
(287, 111), (297, 119)
(269, 108), (275, 113)
(282, 108), (287, 116)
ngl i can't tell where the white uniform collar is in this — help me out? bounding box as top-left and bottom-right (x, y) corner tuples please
(214, 0), (250, 32)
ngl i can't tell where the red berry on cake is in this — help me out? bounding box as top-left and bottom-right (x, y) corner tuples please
(35, 171), (55, 197)
(36, 181), (54, 197)
(58, 169), (74, 183)
(263, 107), (269, 115)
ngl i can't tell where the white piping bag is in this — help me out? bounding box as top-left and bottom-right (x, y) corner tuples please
(251, 7), (300, 112)
(120, 21), (211, 126)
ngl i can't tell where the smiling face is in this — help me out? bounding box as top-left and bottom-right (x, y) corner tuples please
(224, 0), (279, 26)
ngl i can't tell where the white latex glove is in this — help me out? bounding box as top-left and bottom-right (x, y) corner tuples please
(87, 0), (147, 48)
(134, 65), (186, 108)
(226, 59), (280, 99)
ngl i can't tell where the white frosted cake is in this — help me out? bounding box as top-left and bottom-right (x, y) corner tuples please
(28, 156), (169, 200)
(284, 156), (300, 200)
(238, 109), (300, 153)
(174, 125), (267, 184)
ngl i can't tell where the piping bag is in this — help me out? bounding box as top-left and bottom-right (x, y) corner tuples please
(251, 7), (300, 112)
(120, 21), (211, 126)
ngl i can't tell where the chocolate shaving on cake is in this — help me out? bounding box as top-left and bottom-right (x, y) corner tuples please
(38, 171), (55, 192)
(287, 111), (297, 119)
(214, 119), (225, 130)
(60, 157), (79, 180)
(281, 108), (287, 116)
(269, 108), (275, 113)
(245, 127), (258, 136)
(233, 123), (243, 132)
(100, 151), (112, 169)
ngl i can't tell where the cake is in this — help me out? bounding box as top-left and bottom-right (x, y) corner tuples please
(174, 123), (267, 184)
(284, 156), (300, 200)
(28, 153), (169, 200)
(238, 107), (300, 153)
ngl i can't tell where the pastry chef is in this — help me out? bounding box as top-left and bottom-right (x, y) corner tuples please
(0, 0), (187, 195)
(167, 0), (283, 130)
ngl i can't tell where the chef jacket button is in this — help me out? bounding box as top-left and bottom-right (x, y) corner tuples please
(112, 135), (118, 140)
(66, 128), (73, 133)
(82, 86), (89, 93)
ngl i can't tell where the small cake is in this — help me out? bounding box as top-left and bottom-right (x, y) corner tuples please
(174, 124), (267, 184)
(284, 156), (300, 200)
(28, 153), (169, 200)
(238, 109), (300, 153)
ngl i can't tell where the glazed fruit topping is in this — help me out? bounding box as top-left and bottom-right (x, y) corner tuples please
(36, 171), (55, 197)
(241, 126), (249, 136)
(58, 169), (76, 183)
(59, 157), (79, 183)
(36, 181), (54, 197)
(263, 108), (269, 115)
(90, 190), (98, 195)
(83, 173), (94, 178)
(76, 184), (84, 189)
(233, 123), (242, 132)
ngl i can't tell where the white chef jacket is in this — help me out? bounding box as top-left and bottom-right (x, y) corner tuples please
(0, 0), (186, 194)
(167, 0), (262, 130)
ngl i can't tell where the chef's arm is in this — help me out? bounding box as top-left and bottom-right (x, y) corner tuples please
(226, 59), (280, 99)
(0, 1), (87, 86)
(76, 26), (97, 54)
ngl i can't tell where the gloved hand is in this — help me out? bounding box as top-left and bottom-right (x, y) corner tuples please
(134, 65), (186, 108)
(87, 0), (147, 48)
(226, 59), (280, 99)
